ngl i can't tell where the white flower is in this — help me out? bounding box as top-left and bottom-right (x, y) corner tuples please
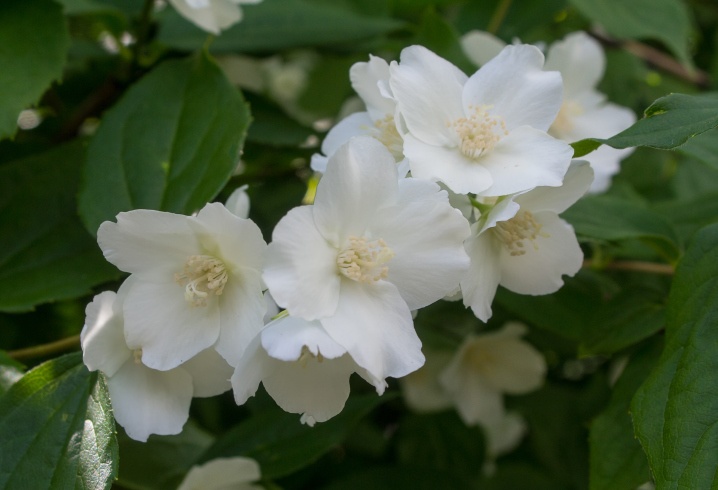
(178, 457), (262, 490)
(264, 136), (471, 384)
(461, 161), (593, 322)
(311, 56), (408, 176)
(460, 31), (636, 193)
(81, 290), (233, 442)
(168, 0), (262, 35)
(97, 202), (267, 370)
(389, 44), (572, 196)
(400, 348), (454, 413)
(544, 32), (636, 192)
(439, 323), (546, 427)
(232, 315), (378, 425)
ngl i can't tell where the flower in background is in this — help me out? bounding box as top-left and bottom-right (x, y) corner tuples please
(264, 136), (471, 386)
(168, 0), (262, 35)
(232, 315), (380, 426)
(461, 30), (636, 193)
(311, 55), (409, 176)
(97, 202), (267, 370)
(178, 457), (262, 490)
(461, 161), (593, 322)
(81, 290), (233, 441)
(389, 44), (572, 196)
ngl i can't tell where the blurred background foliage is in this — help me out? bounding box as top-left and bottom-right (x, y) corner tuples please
(1, 0), (718, 488)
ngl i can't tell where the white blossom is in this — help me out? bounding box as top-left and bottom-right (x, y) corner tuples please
(178, 457), (262, 490)
(232, 315), (378, 425)
(264, 136), (471, 385)
(168, 0), (262, 35)
(439, 323), (545, 427)
(461, 31), (636, 193)
(81, 290), (233, 442)
(97, 202), (267, 370)
(389, 44), (572, 196)
(311, 55), (408, 176)
(461, 161), (593, 321)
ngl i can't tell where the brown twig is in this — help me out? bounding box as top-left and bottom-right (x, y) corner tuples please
(590, 29), (711, 89)
(583, 259), (675, 275)
(7, 334), (81, 361)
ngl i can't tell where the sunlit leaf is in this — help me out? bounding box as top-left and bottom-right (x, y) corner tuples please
(0, 353), (118, 489)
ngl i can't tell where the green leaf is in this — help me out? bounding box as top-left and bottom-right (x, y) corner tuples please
(200, 393), (392, 479)
(676, 128), (718, 170)
(158, 0), (404, 53)
(655, 191), (718, 244)
(632, 222), (718, 489)
(589, 339), (661, 490)
(245, 93), (315, 147)
(116, 422), (214, 490)
(78, 51), (250, 234)
(0, 0), (70, 140)
(0, 352), (118, 489)
(562, 195), (681, 261)
(395, 411), (484, 483)
(579, 291), (665, 357)
(0, 142), (121, 312)
(567, 0), (693, 65)
(572, 93), (718, 157)
(319, 465), (470, 490)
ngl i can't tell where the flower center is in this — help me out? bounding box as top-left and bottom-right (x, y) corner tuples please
(337, 236), (394, 283)
(450, 105), (508, 159)
(298, 346), (325, 367)
(550, 99), (584, 136)
(493, 211), (548, 256)
(133, 348), (143, 365)
(174, 255), (228, 307)
(373, 114), (404, 161)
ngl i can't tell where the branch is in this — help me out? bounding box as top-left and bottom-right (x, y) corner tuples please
(7, 335), (81, 361)
(590, 30), (710, 89)
(583, 259), (675, 275)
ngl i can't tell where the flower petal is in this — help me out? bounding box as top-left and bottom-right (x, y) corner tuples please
(191, 202), (266, 273)
(264, 206), (340, 320)
(460, 30), (507, 67)
(181, 348), (233, 397)
(168, 0), (241, 34)
(311, 112), (375, 173)
(350, 55), (395, 120)
(461, 226), (502, 322)
(371, 180), (471, 310)
(515, 160), (593, 214)
(214, 270), (267, 366)
(477, 126), (572, 197)
(403, 134), (493, 195)
(123, 277), (221, 371)
(262, 352), (358, 425)
(231, 334), (273, 406)
(400, 349), (454, 412)
(313, 136), (399, 245)
(81, 291), (130, 377)
(261, 316), (347, 361)
(439, 358), (505, 427)
(178, 457), (261, 490)
(390, 45), (467, 147)
(107, 361), (193, 442)
(499, 212), (583, 295)
(545, 32), (605, 99)
(463, 44), (563, 132)
(321, 280), (423, 382)
(97, 209), (198, 276)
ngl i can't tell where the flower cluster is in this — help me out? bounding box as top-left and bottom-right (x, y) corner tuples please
(81, 37), (631, 456)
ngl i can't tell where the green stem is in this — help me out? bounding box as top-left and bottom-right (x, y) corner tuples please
(7, 335), (81, 361)
(131, 0), (156, 72)
(487, 0), (513, 34)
